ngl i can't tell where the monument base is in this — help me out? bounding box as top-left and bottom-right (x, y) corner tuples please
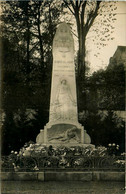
(36, 143), (95, 148)
(36, 122), (92, 145)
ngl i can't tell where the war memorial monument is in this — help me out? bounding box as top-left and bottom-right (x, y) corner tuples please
(36, 22), (91, 147)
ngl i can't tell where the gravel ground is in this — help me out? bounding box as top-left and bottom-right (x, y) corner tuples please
(1, 181), (125, 194)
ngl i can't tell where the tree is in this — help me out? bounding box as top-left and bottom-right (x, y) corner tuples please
(1, 0), (62, 107)
(62, 0), (117, 108)
(81, 110), (125, 153)
(88, 63), (125, 111)
(63, 1), (100, 78)
(1, 0), (62, 154)
(78, 46), (125, 151)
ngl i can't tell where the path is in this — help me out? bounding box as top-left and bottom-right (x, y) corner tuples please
(1, 181), (125, 194)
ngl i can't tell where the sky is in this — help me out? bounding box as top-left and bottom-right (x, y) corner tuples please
(88, 1), (126, 74)
(60, 1), (126, 74)
(0, 1), (125, 75)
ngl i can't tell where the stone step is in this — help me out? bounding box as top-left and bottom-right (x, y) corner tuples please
(1, 171), (125, 181)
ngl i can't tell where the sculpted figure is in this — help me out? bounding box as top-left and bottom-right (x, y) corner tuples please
(49, 126), (80, 143)
(54, 79), (76, 120)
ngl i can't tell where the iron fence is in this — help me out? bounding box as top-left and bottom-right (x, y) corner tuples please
(1, 155), (125, 172)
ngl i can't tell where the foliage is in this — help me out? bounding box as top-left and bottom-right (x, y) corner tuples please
(87, 63), (125, 110)
(2, 109), (37, 155)
(79, 110), (125, 153)
(107, 143), (120, 156)
(1, 0), (61, 155)
(1, 1), (124, 156)
(1, 144), (125, 172)
(1, 0), (62, 110)
(62, 0), (117, 78)
(61, 0), (117, 110)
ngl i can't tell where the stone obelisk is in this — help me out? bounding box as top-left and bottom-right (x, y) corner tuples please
(36, 23), (91, 145)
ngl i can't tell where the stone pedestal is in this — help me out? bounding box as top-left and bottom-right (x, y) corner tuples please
(36, 23), (91, 146)
(36, 123), (91, 145)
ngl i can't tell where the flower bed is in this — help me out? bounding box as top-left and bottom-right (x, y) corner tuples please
(1, 143), (125, 172)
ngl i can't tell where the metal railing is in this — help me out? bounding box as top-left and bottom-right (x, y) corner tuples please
(1, 155), (125, 172)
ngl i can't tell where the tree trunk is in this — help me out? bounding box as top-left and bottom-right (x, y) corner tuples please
(26, 2), (30, 76)
(37, 20), (44, 64)
(76, 21), (86, 111)
(37, 4), (44, 65)
(78, 34), (86, 81)
(77, 38), (86, 111)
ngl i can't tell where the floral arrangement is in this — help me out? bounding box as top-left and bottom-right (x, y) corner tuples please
(107, 143), (120, 155)
(1, 142), (125, 172)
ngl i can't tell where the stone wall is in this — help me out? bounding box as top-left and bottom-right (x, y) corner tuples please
(1, 171), (124, 181)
